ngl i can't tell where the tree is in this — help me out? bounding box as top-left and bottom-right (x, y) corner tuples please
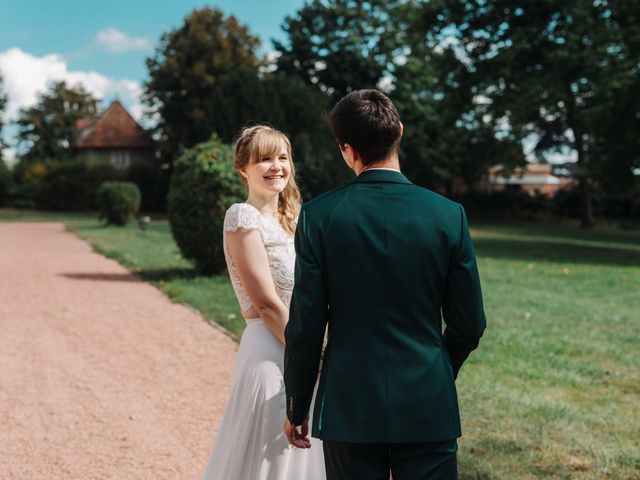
(0, 74), (7, 160)
(392, 18), (525, 191)
(436, 0), (640, 225)
(145, 7), (262, 162)
(0, 159), (11, 206)
(145, 6), (353, 197)
(16, 81), (98, 161)
(274, 0), (406, 103)
(276, 0), (522, 192)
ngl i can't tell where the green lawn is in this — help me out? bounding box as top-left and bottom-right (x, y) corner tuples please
(3, 209), (639, 478)
(459, 223), (640, 479)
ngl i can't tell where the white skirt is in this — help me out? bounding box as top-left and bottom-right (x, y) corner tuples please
(203, 319), (326, 480)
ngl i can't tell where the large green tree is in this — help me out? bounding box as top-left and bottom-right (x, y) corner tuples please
(274, 0), (406, 103)
(144, 6), (352, 197)
(16, 81), (98, 161)
(145, 7), (262, 161)
(436, 0), (640, 225)
(393, 9), (525, 191)
(275, 0), (521, 192)
(0, 74), (7, 161)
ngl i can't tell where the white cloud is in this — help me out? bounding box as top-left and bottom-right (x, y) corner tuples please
(95, 28), (153, 54)
(0, 47), (146, 163)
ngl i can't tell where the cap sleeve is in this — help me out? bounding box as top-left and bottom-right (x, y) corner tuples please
(224, 203), (261, 232)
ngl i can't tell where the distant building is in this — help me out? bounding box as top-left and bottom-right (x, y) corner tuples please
(482, 163), (574, 197)
(74, 100), (154, 171)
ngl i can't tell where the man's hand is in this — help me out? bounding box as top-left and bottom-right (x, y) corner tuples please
(283, 416), (311, 449)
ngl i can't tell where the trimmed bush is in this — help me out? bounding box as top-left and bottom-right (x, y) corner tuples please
(0, 159), (12, 206)
(7, 159), (121, 210)
(455, 190), (554, 220)
(37, 161), (120, 210)
(167, 135), (244, 275)
(96, 181), (141, 226)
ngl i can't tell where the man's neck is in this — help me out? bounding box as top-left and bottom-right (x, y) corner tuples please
(355, 157), (401, 176)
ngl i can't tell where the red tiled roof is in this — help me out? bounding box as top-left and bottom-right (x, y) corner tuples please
(75, 101), (154, 149)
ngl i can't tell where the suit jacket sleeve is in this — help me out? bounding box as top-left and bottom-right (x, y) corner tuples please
(442, 204), (487, 378)
(284, 206), (328, 425)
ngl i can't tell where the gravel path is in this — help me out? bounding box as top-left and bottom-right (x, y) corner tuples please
(0, 222), (237, 479)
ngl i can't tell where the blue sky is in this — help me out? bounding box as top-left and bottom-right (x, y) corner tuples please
(0, 0), (306, 160)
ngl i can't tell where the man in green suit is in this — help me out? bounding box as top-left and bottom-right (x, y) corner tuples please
(283, 89), (486, 479)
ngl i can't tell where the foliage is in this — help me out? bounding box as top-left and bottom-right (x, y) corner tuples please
(96, 181), (141, 226)
(434, 0), (640, 225)
(274, 0), (523, 192)
(274, 0), (405, 102)
(392, 20), (525, 190)
(0, 75), (7, 159)
(0, 159), (12, 206)
(43, 161), (120, 211)
(144, 7), (351, 198)
(167, 135), (244, 275)
(16, 81), (98, 161)
(7, 159), (120, 210)
(145, 7), (262, 163)
(456, 190), (554, 221)
(127, 163), (170, 212)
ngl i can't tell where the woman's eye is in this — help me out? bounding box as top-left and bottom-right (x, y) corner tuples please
(261, 156), (271, 162)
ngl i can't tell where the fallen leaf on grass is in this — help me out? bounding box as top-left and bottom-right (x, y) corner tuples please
(568, 453), (591, 471)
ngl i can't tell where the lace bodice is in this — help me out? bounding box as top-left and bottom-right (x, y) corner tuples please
(223, 203), (296, 314)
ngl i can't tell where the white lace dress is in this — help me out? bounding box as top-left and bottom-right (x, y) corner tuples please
(202, 203), (325, 480)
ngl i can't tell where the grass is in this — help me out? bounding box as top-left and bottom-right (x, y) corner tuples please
(2, 209), (639, 478)
(458, 222), (640, 479)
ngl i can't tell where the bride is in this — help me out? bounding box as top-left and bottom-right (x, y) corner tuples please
(202, 125), (325, 479)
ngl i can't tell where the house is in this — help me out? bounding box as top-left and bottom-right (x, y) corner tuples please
(482, 162), (574, 197)
(74, 100), (154, 170)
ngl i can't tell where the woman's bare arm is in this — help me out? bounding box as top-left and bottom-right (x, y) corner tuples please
(226, 228), (288, 344)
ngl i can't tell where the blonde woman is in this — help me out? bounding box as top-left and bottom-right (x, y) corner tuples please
(202, 126), (325, 479)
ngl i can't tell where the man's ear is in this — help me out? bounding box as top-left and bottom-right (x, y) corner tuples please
(399, 122), (404, 138)
(344, 143), (359, 163)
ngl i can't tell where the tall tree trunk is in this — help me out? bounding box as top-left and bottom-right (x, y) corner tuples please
(572, 125), (595, 227)
(578, 175), (594, 227)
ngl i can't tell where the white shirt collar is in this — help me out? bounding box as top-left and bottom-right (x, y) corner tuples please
(361, 167), (401, 173)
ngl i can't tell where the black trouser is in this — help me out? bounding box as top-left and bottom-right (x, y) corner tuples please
(323, 439), (458, 480)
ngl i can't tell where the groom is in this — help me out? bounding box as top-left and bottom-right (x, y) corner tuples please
(283, 89), (486, 479)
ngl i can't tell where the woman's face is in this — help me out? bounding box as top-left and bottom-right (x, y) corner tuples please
(241, 142), (291, 197)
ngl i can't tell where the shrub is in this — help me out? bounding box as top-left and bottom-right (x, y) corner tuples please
(552, 186), (605, 219)
(7, 182), (38, 209)
(167, 134), (244, 275)
(96, 181), (141, 226)
(127, 162), (170, 212)
(37, 161), (120, 210)
(0, 159), (12, 206)
(455, 190), (553, 220)
(7, 158), (121, 210)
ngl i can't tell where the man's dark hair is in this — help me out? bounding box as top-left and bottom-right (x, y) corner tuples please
(327, 89), (402, 166)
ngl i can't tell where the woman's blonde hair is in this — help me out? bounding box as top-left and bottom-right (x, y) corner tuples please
(233, 125), (301, 235)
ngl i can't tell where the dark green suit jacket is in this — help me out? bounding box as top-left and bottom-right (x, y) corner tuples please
(284, 169), (486, 443)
